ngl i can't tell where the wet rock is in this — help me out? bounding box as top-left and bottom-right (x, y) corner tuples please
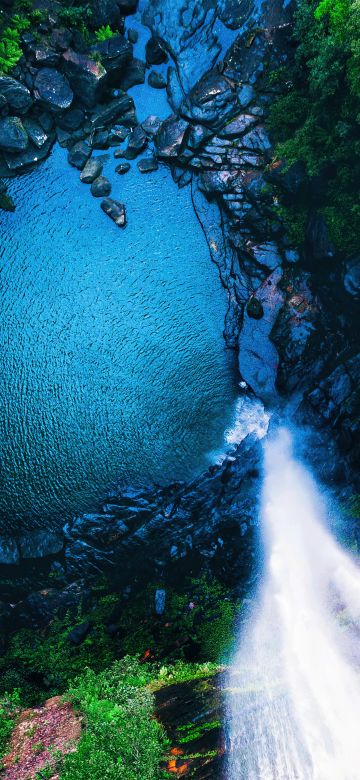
(34, 67), (73, 111)
(19, 530), (64, 559)
(183, 71), (238, 126)
(344, 257), (360, 299)
(91, 129), (110, 149)
(219, 112), (256, 138)
(0, 76), (32, 114)
(13, 582), (90, 629)
(80, 157), (103, 183)
(124, 124), (147, 159)
(50, 27), (73, 52)
(88, 0), (123, 28)
(155, 115), (188, 159)
(67, 140), (91, 169)
(306, 212), (334, 260)
(115, 161), (130, 174)
(118, 0), (138, 13)
(23, 117), (48, 148)
(91, 175), (112, 197)
(2, 135), (54, 172)
(67, 620), (91, 645)
(38, 111), (54, 133)
(57, 108), (84, 131)
(142, 114), (162, 138)
(114, 147), (125, 158)
(0, 189), (15, 211)
(91, 35), (132, 83)
(246, 296), (264, 319)
(238, 83), (255, 107)
(62, 49), (107, 108)
(31, 44), (60, 67)
(137, 156), (158, 173)
(146, 36), (168, 66)
(101, 197), (126, 227)
(89, 94), (134, 128)
(249, 242), (282, 271)
(0, 537), (19, 565)
(148, 70), (166, 89)
(119, 58), (146, 90)
(127, 28), (138, 44)
(242, 125), (271, 152)
(0, 117), (28, 152)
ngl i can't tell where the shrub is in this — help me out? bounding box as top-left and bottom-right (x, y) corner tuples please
(95, 24), (115, 42)
(0, 689), (20, 763)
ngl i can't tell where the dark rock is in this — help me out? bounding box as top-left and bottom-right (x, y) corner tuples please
(67, 140), (91, 169)
(119, 58), (146, 91)
(57, 108), (84, 131)
(0, 76), (32, 114)
(123, 124), (147, 159)
(142, 114), (162, 138)
(118, 0), (138, 13)
(145, 36), (168, 66)
(31, 45), (60, 67)
(80, 157), (103, 183)
(127, 28), (138, 44)
(114, 147), (125, 158)
(306, 213), (334, 260)
(148, 70), (166, 89)
(23, 117), (48, 148)
(182, 71), (237, 126)
(91, 129), (110, 149)
(88, 0), (122, 28)
(0, 190), (15, 211)
(13, 582), (90, 630)
(89, 94), (134, 128)
(0, 537), (19, 565)
(62, 49), (107, 108)
(38, 111), (54, 132)
(34, 67), (73, 111)
(108, 128), (128, 145)
(19, 530), (64, 559)
(91, 175), (112, 197)
(185, 123), (212, 150)
(50, 27), (73, 52)
(67, 620), (91, 645)
(91, 35), (132, 84)
(219, 112), (256, 138)
(155, 115), (188, 159)
(246, 296), (264, 319)
(2, 135), (54, 172)
(115, 162), (130, 174)
(344, 257), (360, 299)
(0, 117), (28, 152)
(0, 94), (7, 116)
(101, 197), (126, 227)
(137, 156), (158, 173)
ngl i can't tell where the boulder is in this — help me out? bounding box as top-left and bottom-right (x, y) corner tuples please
(119, 58), (146, 91)
(101, 197), (126, 227)
(23, 117), (49, 148)
(62, 49), (107, 108)
(127, 28), (138, 44)
(219, 113), (256, 138)
(2, 135), (54, 172)
(18, 530), (64, 559)
(148, 70), (166, 89)
(118, 0), (138, 13)
(34, 67), (73, 111)
(91, 35), (132, 83)
(142, 114), (162, 138)
(115, 161), (130, 174)
(89, 94), (134, 128)
(31, 44), (60, 67)
(155, 114), (188, 158)
(145, 36), (168, 66)
(0, 76), (32, 114)
(67, 140), (91, 169)
(67, 620), (91, 645)
(57, 108), (84, 131)
(88, 0), (123, 28)
(80, 157), (103, 183)
(50, 27), (73, 52)
(91, 175), (112, 197)
(137, 156), (158, 173)
(0, 116), (28, 152)
(183, 71), (237, 126)
(123, 124), (147, 159)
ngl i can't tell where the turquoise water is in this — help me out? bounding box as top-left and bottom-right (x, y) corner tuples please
(0, 144), (238, 530)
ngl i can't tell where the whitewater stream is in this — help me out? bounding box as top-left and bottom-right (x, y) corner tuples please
(228, 428), (360, 780)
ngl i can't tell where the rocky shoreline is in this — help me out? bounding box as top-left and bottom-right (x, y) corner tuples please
(0, 0), (359, 636)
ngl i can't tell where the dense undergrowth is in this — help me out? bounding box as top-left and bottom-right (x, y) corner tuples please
(268, 0), (360, 255)
(0, 575), (239, 776)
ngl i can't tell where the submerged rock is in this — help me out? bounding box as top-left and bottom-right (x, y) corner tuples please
(124, 124), (147, 159)
(146, 36), (168, 66)
(101, 197), (127, 227)
(148, 70), (166, 89)
(119, 58), (146, 91)
(67, 140), (91, 169)
(80, 157), (103, 183)
(91, 175), (112, 197)
(115, 162), (130, 174)
(137, 156), (158, 173)
(0, 117), (28, 152)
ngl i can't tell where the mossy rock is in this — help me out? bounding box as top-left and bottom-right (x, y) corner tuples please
(246, 296), (264, 319)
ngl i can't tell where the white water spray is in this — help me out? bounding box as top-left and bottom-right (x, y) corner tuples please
(228, 427), (360, 779)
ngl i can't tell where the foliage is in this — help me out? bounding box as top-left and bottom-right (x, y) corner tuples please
(60, 658), (168, 780)
(57, 5), (93, 30)
(95, 24), (115, 42)
(0, 689), (21, 764)
(0, 13), (30, 74)
(268, 0), (360, 254)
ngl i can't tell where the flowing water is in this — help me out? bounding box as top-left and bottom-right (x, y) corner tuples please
(228, 427), (360, 780)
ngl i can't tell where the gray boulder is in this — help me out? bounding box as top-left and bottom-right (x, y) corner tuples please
(0, 76), (32, 114)
(155, 114), (188, 158)
(62, 49), (107, 108)
(34, 67), (73, 111)
(23, 117), (48, 148)
(0, 117), (28, 152)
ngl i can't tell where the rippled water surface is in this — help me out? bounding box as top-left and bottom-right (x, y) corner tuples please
(1, 145), (238, 530)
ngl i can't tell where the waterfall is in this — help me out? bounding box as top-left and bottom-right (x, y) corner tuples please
(227, 427), (360, 779)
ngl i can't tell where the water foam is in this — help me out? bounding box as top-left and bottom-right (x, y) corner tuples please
(227, 428), (360, 779)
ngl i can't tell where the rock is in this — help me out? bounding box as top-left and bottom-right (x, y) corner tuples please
(0, 76), (32, 114)
(34, 67), (73, 111)
(306, 213), (334, 260)
(88, 0), (123, 28)
(155, 115), (188, 159)
(142, 114), (162, 138)
(155, 588), (166, 615)
(183, 71), (237, 126)
(344, 257), (360, 299)
(62, 49), (107, 108)
(91, 175), (112, 197)
(91, 35), (133, 83)
(238, 84), (255, 107)
(119, 58), (146, 91)
(50, 27), (73, 52)
(80, 157), (103, 183)
(127, 28), (138, 44)
(57, 108), (84, 131)
(23, 117), (48, 148)
(19, 530), (64, 559)
(67, 140), (91, 169)
(2, 135), (54, 172)
(249, 242), (282, 271)
(242, 125), (271, 152)
(115, 162), (130, 174)
(114, 147), (125, 158)
(101, 197), (126, 227)
(123, 124), (147, 159)
(91, 129), (110, 149)
(219, 113), (257, 138)
(0, 537), (19, 565)
(89, 94), (134, 128)
(38, 111), (54, 132)
(137, 156), (158, 173)
(31, 45), (60, 67)
(118, 0), (138, 13)
(0, 190), (15, 211)
(146, 36), (168, 66)
(67, 620), (91, 645)
(148, 70), (166, 89)
(246, 296), (264, 319)
(0, 117), (28, 152)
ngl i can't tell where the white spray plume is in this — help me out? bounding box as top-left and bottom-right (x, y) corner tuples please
(227, 427), (360, 779)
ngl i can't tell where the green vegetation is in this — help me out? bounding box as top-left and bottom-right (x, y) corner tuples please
(0, 13), (30, 74)
(95, 24), (116, 42)
(268, 0), (360, 254)
(57, 5), (93, 31)
(0, 689), (20, 764)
